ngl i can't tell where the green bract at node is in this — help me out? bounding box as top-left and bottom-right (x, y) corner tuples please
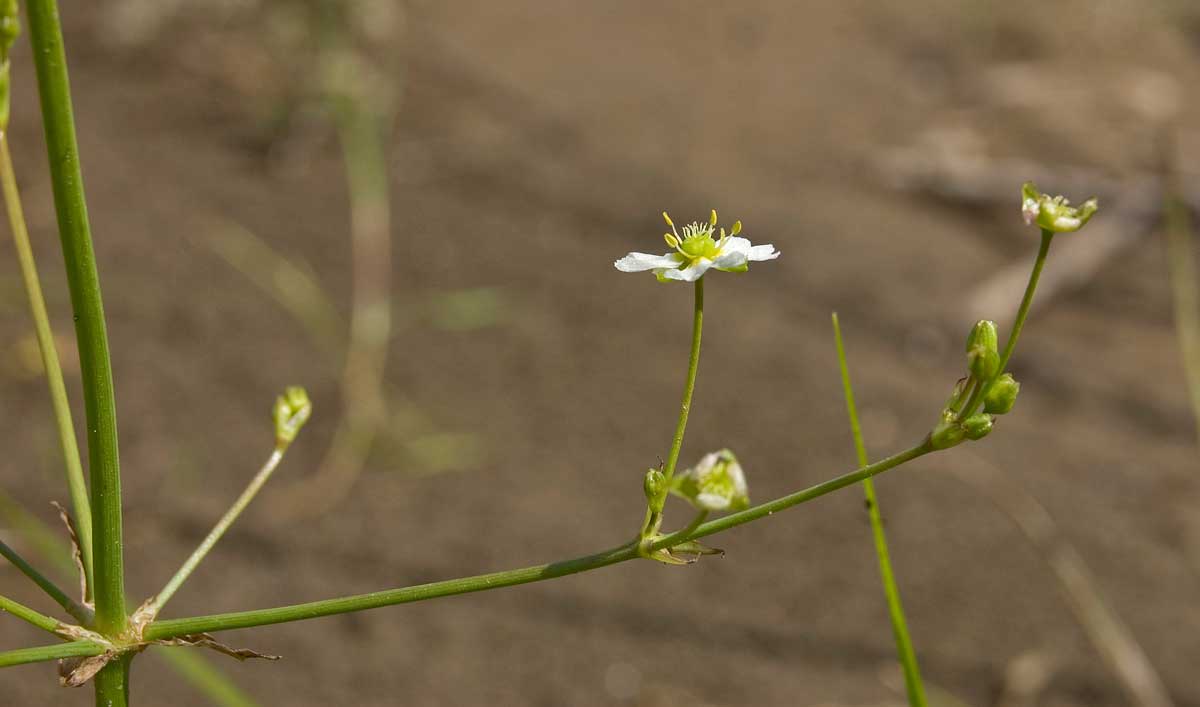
(1021, 182), (1099, 233)
(671, 449), (750, 512)
(614, 209), (780, 282)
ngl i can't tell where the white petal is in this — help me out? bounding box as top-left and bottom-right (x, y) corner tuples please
(615, 251), (681, 272)
(747, 244), (780, 261)
(660, 258), (713, 282)
(695, 492), (732, 511)
(719, 236), (753, 256)
(712, 248), (749, 270)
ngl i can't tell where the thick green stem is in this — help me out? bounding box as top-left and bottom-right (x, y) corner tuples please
(94, 654), (131, 707)
(832, 313), (927, 707)
(959, 229), (1053, 419)
(0, 538), (92, 624)
(24, 0), (126, 635)
(663, 277), (704, 482)
(141, 441), (932, 640)
(0, 132), (93, 594)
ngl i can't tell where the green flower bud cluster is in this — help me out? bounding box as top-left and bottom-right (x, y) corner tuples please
(929, 320), (1021, 449)
(273, 386), (313, 449)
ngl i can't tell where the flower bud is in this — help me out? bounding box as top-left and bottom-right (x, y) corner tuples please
(672, 449), (749, 512)
(273, 386), (312, 448)
(929, 420), (965, 450)
(643, 468), (666, 502)
(1021, 182), (1099, 233)
(965, 320), (1000, 381)
(963, 413), (994, 440)
(984, 373), (1020, 415)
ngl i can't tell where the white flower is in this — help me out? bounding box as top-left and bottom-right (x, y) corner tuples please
(671, 449), (749, 512)
(1020, 182), (1098, 233)
(614, 210), (779, 282)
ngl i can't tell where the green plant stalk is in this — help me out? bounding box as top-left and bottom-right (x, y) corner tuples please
(0, 440), (933, 665)
(0, 590), (65, 635)
(23, 0), (125, 637)
(0, 538), (91, 624)
(0, 640), (105, 668)
(959, 229), (1053, 419)
(95, 653), (132, 707)
(832, 313), (927, 707)
(139, 441), (932, 640)
(144, 448), (286, 619)
(0, 131), (93, 594)
(663, 278), (704, 482)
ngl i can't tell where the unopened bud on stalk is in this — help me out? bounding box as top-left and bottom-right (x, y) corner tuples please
(984, 373), (1020, 415)
(966, 320), (1000, 381)
(963, 413), (994, 440)
(273, 386), (312, 448)
(643, 468), (667, 502)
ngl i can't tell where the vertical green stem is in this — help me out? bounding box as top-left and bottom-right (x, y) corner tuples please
(663, 277), (704, 482)
(0, 131), (93, 597)
(997, 229), (1053, 372)
(959, 229), (1053, 419)
(1163, 158), (1200, 445)
(24, 0), (126, 639)
(832, 313), (927, 707)
(94, 654), (131, 707)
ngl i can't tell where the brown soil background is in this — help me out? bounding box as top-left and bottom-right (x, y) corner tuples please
(3, 2), (1200, 705)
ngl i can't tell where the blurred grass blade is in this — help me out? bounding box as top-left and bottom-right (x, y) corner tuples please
(832, 313), (928, 707)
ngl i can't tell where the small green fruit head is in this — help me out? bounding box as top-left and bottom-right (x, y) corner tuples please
(929, 420), (966, 450)
(984, 373), (1020, 415)
(965, 320), (1000, 380)
(273, 386), (312, 449)
(671, 449), (749, 513)
(1022, 182), (1099, 233)
(962, 413), (994, 441)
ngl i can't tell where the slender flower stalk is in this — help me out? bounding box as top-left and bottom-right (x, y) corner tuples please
(24, 0), (126, 640)
(0, 132), (93, 595)
(832, 313), (927, 707)
(0, 590), (65, 635)
(664, 278), (704, 483)
(0, 640), (105, 668)
(958, 229), (1052, 420)
(0, 538), (91, 625)
(137, 449), (285, 623)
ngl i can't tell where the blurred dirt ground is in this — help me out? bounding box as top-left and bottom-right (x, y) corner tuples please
(3, 1), (1200, 705)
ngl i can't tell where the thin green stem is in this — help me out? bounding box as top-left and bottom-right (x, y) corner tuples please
(663, 277), (704, 482)
(0, 537), (92, 625)
(832, 313), (927, 707)
(142, 448), (287, 620)
(142, 441), (933, 640)
(0, 131), (93, 594)
(959, 229), (1053, 419)
(0, 590), (65, 635)
(0, 640), (104, 668)
(24, 0), (126, 636)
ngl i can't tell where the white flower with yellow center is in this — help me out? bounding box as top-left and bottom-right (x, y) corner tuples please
(671, 449), (750, 512)
(614, 210), (780, 282)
